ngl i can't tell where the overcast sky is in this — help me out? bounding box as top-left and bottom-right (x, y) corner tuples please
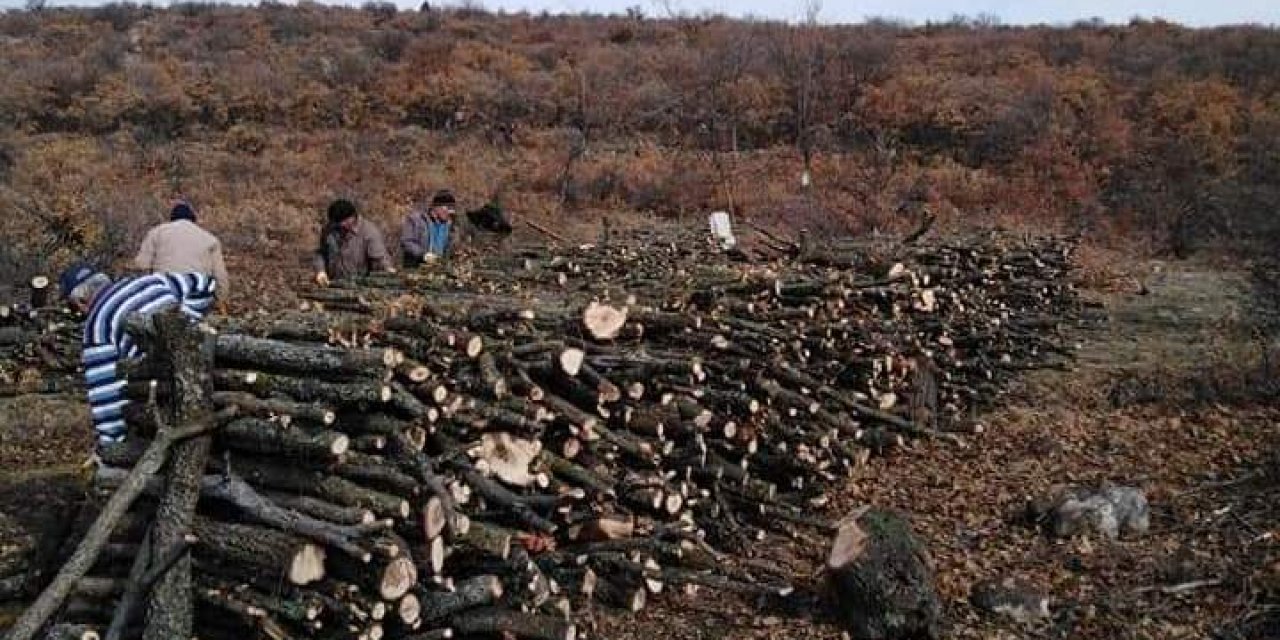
(486, 0), (1278, 26)
(3, 0), (1278, 26)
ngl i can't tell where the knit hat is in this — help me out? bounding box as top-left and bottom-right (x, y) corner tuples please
(170, 201), (196, 222)
(59, 262), (100, 299)
(327, 199), (358, 224)
(430, 190), (457, 207)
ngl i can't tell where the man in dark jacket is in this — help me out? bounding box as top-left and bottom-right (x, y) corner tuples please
(313, 199), (394, 286)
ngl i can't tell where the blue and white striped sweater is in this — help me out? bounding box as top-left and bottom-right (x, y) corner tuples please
(82, 272), (217, 443)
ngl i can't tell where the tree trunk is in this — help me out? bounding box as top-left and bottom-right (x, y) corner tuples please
(214, 334), (396, 376)
(221, 417), (350, 459)
(213, 369), (391, 408)
(200, 472), (376, 562)
(449, 607), (576, 640)
(223, 455), (410, 519)
(418, 575), (504, 623)
(455, 519), (514, 560)
(824, 508), (942, 640)
(211, 391), (336, 426)
(125, 312), (213, 640)
(191, 517), (326, 586)
(262, 492), (375, 525)
(330, 451), (420, 498)
(329, 534), (417, 600)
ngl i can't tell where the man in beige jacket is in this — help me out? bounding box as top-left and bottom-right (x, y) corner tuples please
(134, 201), (231, 298)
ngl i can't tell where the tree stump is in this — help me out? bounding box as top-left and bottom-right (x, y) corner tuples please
(824, 508), (942, 640)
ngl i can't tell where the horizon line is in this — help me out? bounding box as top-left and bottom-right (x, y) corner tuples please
(0, 0), (1275, 29)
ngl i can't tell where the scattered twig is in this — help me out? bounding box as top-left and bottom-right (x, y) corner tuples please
(1133, 578), (1224, 595)
(525, 220), (570, 244)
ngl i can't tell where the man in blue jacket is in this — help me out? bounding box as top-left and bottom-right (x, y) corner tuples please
(401, 190), (461, 266)
(59, 262), (218, 447)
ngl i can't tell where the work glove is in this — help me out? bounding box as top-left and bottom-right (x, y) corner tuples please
(315, 271), (330, 287)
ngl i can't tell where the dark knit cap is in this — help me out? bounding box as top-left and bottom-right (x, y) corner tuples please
(170, 202), (196, 222)
(327, 199), (358, 224)
(430, 190), (456, 207)
(59, 261), (100, 299)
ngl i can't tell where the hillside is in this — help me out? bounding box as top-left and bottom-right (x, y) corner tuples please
(2, 5), (1280, 640)
(0, 4), (1279, 307)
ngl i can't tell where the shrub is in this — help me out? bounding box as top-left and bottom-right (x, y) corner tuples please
(226, 124), (268, 155)
(92, 2), (146, 32)
(365, 28), (409, 62)
(361, 1), (397, 22)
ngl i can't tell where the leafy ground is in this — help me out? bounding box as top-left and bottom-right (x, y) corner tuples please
(1, 254), (1277, 639)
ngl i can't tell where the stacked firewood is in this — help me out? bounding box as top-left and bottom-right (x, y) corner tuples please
(30, 230), (1080, 640)
(0, 284), (82, 397)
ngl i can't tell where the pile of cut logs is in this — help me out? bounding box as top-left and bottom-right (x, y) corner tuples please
(0, 279), (81, 397)
(17, 229), (1080, 640)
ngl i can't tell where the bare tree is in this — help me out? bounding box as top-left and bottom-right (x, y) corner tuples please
(694, 22), (761, 213)
(768, 0), (823, 191)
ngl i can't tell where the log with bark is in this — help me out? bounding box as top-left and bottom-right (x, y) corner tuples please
(191, 517), (327, 586)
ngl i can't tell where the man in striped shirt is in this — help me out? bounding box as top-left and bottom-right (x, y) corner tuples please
(60, 263), (219, 445)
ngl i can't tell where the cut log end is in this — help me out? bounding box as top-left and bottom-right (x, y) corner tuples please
(485, 575), (506, 601)
(288, 544), (327, 585)
(379, 555), (418, 600)
(430, 385), (449, 405)
(383, 348), (404, 368)
(664, 493), (685, 515)
(629, 585), (650, 611)
(398, 592), (422, 625)
(423, 496), (448, 540)
(404, 426), (429, 452)
(583, 302), (628, 341)
(331, 434), (351, 456)
(464, 335), (484, 359)
(429, 535), (446, 574)
(559, 348), (585, 377)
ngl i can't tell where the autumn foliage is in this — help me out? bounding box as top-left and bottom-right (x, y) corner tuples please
(0, 4), (1278, 290)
